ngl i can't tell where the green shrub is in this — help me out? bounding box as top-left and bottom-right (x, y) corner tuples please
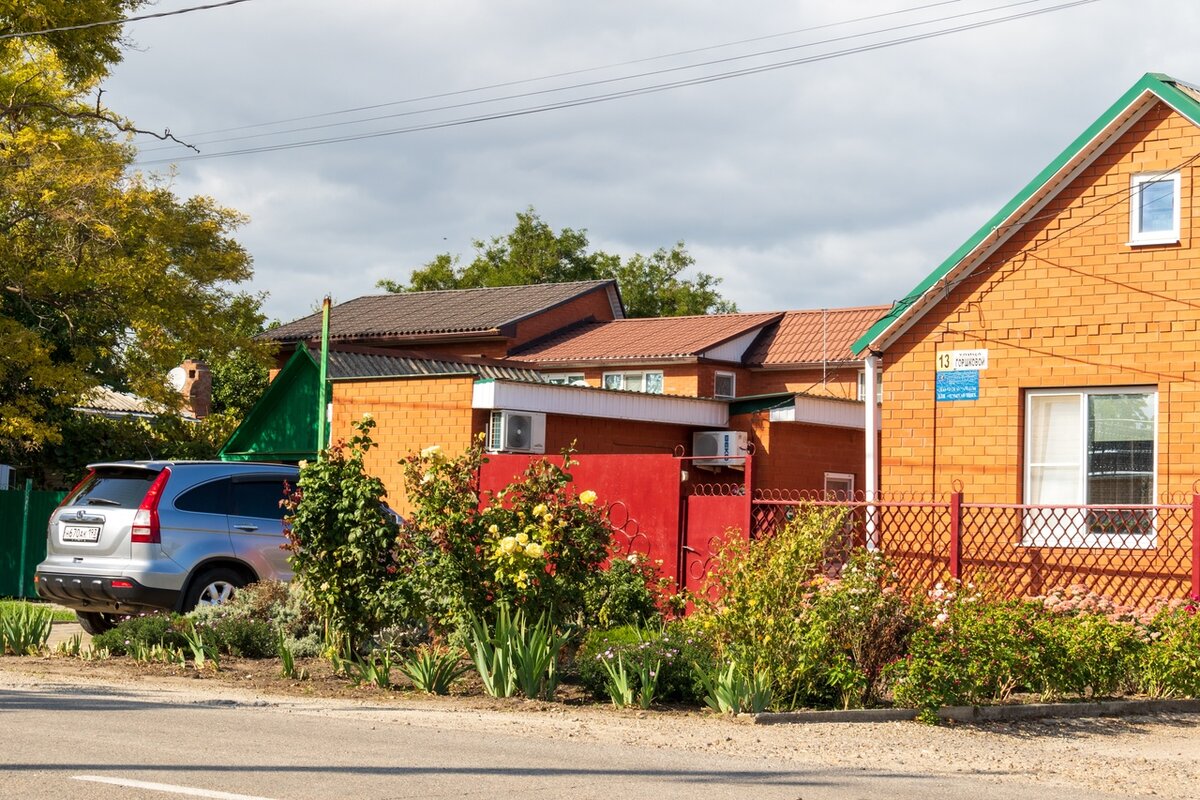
(0, 602), (54, 655)
(204, 617), (276, 658)
(1139, 603), (1200, 697)
(693, 507), (912, 710)
(400, 443), (611, 631)
(580, 554), (663, 629)
(92, 614), (189, 656)
(284, 417), (418, 651)
(574, 619), (717, 704)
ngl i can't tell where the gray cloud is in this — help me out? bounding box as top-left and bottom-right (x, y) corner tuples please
(104, 0), (1200, 323)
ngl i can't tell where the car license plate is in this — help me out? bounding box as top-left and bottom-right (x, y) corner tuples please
(62, 525), (101, 543)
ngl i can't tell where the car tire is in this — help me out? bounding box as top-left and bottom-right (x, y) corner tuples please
(75, 611), (122, 636)
(183, 567), (245, 611)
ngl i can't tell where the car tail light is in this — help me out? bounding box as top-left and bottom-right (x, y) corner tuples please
(110, 579), (134, 589)
(131, 468), (171, 544)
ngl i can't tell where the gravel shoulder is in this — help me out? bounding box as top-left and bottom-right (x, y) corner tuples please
(2, 652), (1199, 798)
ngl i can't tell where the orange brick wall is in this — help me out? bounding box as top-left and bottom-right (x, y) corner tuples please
(734, 414), (866, 492)
(748, 366), (862, 400)
(331, 376), (479, 514)
(881, 100), (1200, 501)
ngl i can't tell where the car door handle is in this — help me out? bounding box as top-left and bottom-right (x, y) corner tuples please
(233, 524), (259, 532)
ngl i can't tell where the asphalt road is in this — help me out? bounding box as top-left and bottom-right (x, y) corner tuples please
(0, 679), (1143, 800)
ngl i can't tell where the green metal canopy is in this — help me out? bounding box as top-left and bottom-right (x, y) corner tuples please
(219, 347), (323, 463)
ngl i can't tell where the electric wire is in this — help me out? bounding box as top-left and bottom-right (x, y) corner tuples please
(0, 0), (257, 40)
(136, 0), (1062, 154)
(183, 0), (973, 138)
(129, 0), (1102, 167)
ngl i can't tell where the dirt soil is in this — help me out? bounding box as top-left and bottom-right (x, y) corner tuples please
(4, 644), (1200, 798)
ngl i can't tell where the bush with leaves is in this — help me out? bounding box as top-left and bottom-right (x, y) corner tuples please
(400, 442), (612, 632)
(574, 619), (718, 704)
(692, 506), (913, 710)
(284, 417), (417, 651)
(580, 553), (664, 629)
(1139, 600), (1200, 697)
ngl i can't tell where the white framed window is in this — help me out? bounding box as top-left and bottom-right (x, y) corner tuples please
(602, 370), (664, 394)
(857, 369), (883, 403)
(1023, 387), (1157, 548)
(1129, 172), (1180, 245)
(714, 371), (736, 399)
(544, 373), (586, 386)
(823, 472), (855, 502)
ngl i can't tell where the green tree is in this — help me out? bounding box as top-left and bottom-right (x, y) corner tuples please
(378, 208), (736, 317)
(0, 2), (263, 453)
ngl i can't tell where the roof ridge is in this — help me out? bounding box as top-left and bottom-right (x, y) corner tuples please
(354, 279), (613, 300)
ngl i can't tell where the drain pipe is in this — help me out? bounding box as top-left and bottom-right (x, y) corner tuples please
(864, 353), (880, 550)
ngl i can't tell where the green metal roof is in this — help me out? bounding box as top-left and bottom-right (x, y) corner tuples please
(219, 347), (323, 463)
(852, 72), (1200, 356)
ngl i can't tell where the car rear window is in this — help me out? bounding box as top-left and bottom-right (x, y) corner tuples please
(67, 470), (158, 509)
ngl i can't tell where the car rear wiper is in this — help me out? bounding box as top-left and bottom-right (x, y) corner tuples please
(86, 498), (121, 506)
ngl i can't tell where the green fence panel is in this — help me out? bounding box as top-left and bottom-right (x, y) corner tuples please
(0, 485), (66, 598)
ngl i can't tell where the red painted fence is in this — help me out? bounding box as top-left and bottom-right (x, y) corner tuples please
(752, 489), (1200, 608)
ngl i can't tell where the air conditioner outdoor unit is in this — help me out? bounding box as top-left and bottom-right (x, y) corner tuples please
(488, 410), (546, 454)
(692, 430), (748, 469)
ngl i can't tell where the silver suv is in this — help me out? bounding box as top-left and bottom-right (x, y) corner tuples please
(35, 461), (298, 634)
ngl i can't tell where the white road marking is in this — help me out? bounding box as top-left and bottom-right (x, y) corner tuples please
(73, 775), (277, 800)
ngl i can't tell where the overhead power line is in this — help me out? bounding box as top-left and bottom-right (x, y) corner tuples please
(0, 0), (257, 41)
(140, 0), (1053, 154)
(183, 0), (973, 138)
(131, 0), (1103, 167)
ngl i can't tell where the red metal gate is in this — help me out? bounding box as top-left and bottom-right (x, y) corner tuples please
(478, 452), (752, 592)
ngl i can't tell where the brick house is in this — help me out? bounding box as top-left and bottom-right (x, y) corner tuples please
(227, 282), (884, 513)
(852, 72), (1200, 540)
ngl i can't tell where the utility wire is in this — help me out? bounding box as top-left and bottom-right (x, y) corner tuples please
(0, 0), (257, 40)
(139, 0), (1057, 154)
(183, 0), (972, 138)
(131, 0), (1101, 166)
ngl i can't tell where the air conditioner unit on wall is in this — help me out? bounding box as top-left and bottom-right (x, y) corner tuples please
(488, 410), (547, 454)
(693, 430), (748, 469)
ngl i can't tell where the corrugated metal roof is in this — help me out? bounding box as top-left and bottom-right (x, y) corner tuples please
(263, 281), (619, 343)
(509, 313), (782, 363)
(74, 387), (163, 416)
(746, 306), (889, 366)
(322, 348), (545, 382)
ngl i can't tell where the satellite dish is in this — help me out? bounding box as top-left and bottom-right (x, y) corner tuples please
(167, 367), (187, 392)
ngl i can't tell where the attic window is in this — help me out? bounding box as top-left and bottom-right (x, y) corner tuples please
(1129, 172), (1180, 245)
(602, 370), (664, 394)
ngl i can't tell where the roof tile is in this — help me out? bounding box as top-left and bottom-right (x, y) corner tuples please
(746, 306), (890, 366)
(265, 280), (618, 343)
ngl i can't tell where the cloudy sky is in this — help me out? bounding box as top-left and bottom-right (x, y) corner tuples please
(102, 0), (1200, 324)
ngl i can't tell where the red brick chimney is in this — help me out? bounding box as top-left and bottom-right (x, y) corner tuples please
(180, 359), (212, 418)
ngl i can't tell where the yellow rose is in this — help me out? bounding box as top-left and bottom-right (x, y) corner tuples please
(579, 490), (597, 505)
(532, 503), (548, 517)
(516, 532), (529, 544)
(420, 444), (443, 459)
(500, 536), (518, 554)
(525, 542), (544, 558)
(543, 514), (553, 524)
(488, 524), (499, 535)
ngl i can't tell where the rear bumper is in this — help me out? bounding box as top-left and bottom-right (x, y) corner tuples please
(34, 572), (179, 614)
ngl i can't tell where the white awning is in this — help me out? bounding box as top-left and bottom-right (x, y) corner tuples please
(473, 379), (728, 428)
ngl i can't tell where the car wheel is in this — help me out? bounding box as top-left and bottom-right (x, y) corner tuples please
(75, 611), (123, 636)
(183, 567), (245, 611)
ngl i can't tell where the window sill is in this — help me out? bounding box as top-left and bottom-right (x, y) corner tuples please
(1127, 236), (1180, 247)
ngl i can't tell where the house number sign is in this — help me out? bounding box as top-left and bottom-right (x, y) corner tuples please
(935, 349), (988, 372)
